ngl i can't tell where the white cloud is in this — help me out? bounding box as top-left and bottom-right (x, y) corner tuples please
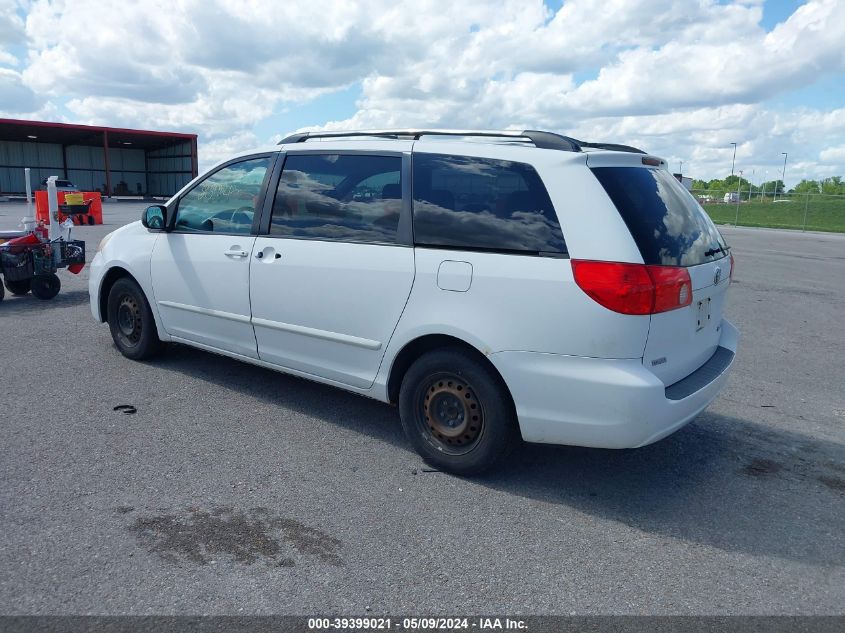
(0, 0), (25, 68)
(0, 0), (25, 46)
(820, 145), (845, 163)
(0, 67), (42, 113)
(562, 0), (844, 116)
(0, 49), (17, 65)
(1, 0), (844, 182)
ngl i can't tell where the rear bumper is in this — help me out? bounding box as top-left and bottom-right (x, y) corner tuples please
(489, 319), (739, 448)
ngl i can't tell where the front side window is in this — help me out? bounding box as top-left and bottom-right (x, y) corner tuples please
(174, 156), (272, 233)
(411, 153), (566, 254)
(269, 154), (402, 243)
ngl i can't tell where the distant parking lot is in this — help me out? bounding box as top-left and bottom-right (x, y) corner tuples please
(1, 201), (843, 614)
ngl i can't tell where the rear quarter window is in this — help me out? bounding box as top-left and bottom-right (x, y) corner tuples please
(412, 153), (566, 254)
(591, 167), (728, 266)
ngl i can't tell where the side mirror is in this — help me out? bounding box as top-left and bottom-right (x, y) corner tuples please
(142, 205), (167, 230)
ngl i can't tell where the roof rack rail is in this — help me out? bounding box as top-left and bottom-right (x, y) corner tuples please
(278, 129), (583, 152)
(277, 129), (647, 155)
(575, 141), (646, 154)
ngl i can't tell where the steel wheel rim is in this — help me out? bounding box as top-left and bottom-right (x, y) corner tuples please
(416, 372), (484, 455)
(116, 294), (142, 345)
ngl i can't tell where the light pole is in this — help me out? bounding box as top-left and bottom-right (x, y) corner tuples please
(780, 152), (788, 199)
(730, 142), (737, 176)
(679, 160), (683, 176)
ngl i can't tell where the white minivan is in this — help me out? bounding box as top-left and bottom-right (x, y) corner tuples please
(89, 129), (738, 474)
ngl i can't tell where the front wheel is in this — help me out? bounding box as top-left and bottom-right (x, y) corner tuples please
(107, 277), (163, 360)
(398, 347), (519, 475)
(31, 274), (60, 300)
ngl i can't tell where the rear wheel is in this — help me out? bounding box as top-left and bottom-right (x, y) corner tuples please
(398, 347), (518, 475)
(31, 274), (60, 300)
(4, 278), (31, 296)
(107, 277), (163, 360)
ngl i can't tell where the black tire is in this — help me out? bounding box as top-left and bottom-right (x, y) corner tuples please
(31, 274), (61, 300)
(0, 280), (4, 302)
(398, 347), (519, 475)
(5, 278), (31, 296)
(107, 277), (163, 360)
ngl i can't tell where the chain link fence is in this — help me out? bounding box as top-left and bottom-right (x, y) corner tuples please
(691, 190), (845, 233)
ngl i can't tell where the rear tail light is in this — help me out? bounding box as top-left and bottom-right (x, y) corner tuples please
(649, 265), (693, 312)
(571, 260), (692, 315)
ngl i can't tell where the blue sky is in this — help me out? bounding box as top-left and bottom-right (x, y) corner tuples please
(1, 0), (844, 185)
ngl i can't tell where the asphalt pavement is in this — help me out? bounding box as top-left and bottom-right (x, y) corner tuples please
(0, 202), (843, 614)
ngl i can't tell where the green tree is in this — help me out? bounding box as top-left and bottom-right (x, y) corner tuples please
(691, 174), (843, 197)
(760, 180), (784, 196)
(821, 176), (845, 195)
(722, 175), (752, 199)
(792, 179), (821, 194)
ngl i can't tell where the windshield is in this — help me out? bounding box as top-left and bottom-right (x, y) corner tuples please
(591, 167), (728, 266)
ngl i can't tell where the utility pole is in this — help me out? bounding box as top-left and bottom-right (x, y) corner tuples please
(730, 142), (737, 176)
(735, 170), (742, 226)
(679, 160), (683, 175)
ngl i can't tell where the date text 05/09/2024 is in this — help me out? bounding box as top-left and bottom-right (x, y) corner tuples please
(307, 617), (528, 630)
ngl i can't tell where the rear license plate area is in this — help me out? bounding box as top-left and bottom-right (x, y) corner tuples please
(696, 296), (711, 331)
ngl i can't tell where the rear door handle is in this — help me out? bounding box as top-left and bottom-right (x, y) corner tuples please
(255, 249), (282, 260)
(224, 249), (248, 258)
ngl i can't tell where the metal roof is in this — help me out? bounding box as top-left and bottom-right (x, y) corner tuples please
(0, 118), (197, 150)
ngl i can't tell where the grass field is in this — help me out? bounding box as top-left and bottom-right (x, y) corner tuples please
(701, 195), (845, 233)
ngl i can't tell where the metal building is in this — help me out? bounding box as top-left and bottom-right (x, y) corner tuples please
(0, 118), (198, 197)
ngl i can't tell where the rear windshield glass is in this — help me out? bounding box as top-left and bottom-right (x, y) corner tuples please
(591, 167), (728, 266)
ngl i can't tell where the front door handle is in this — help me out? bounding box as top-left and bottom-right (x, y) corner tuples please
(224, 249), (248, 258)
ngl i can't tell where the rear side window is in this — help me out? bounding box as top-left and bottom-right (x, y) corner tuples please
(412, 154), (566, 254)
(270, 154), (402, 244)
(591, 167), (728, 266)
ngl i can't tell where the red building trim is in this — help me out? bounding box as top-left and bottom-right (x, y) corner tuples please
(0, 117), (198, 140)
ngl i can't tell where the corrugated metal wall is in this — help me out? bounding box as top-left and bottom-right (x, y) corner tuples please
(1, 138), (194, 196)
(109, 146), (146, 195)
(0, 141), (64, 192)
(64, 145), (147, 193)
(64, 144), (105, 193)
(146, 142), (194, 196)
